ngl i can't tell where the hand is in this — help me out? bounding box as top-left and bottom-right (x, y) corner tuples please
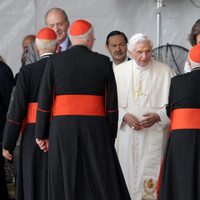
(140, 113), (160, 128)
(123, 113), (142, 130)
(3, 149), (13, 161)
(36, 138), (49, 152)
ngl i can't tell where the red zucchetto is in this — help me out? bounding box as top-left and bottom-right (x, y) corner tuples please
(70, 19), (92, 36)
(188, 44), (200, 63)
(36, 27), (57, 40)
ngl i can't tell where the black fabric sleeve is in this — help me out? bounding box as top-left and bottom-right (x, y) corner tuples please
(35, 58), (54, 139)
(105, 59), (118, 141)
(2, 67), (28, 152)
(0, 62), (15, 142)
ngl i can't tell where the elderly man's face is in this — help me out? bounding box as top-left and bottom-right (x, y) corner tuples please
(46, 11), (69, 44)
(131, 40), (152, 67)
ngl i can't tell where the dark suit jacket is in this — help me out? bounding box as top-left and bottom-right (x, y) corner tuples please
(0, 61), (15, 142)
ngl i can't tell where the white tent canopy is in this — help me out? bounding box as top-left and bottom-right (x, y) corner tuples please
(0, 0), (199, 75)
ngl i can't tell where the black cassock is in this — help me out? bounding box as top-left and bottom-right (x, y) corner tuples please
(36, 45), (131, 200)
(3, 56), (51, 200)
(158, 69), (200, 200)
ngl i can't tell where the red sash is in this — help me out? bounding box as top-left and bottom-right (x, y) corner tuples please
(26, 102), (38, 123)
(170, 108), (200, 130)
(52, 94), (105, 116)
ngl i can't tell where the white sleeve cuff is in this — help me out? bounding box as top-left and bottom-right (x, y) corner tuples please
(158, 107), (170, 129)
(118, 107), (127, 129)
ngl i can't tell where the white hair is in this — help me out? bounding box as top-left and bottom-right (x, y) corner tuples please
(188, 57), (200, 68)
(35, 38), (57, 51)
(128, 33), (153, 52)
(69, 26), (94, 41)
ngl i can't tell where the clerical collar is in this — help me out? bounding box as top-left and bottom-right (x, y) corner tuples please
(40, 53), (53, 59)
(134, 60), (151, 71)
(191, 67), (200, 71)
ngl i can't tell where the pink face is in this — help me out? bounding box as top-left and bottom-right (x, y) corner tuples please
(46, 11), (69, 44)
(131, 40), (152, 67)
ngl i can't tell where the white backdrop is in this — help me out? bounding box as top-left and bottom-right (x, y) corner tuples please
(0, 0), (200, 75)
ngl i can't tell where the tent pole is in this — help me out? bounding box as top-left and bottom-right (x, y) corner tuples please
(155, 0), (164, 58)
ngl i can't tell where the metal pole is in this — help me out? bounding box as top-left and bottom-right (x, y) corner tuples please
(155, 0), (164, 58)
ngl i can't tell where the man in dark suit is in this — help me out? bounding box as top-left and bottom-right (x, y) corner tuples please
(158, 44), (200, 200)
(2, 27), (57, 200)
(0, 59), (15, 200)
(36, 19), (131, 200)
(45, 7), (71, 52)
(26, 7), (71, 64)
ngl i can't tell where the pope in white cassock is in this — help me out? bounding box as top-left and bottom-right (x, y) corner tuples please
(114, 33), (176, 200)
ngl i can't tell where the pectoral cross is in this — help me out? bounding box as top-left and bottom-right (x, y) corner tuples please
(134, 87), (143, 100)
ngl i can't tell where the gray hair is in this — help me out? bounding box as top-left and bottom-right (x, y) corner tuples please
(35, 38), (57, 51)
(188, 57), (200, 69)
(128, 33), (153, 52)
(44, 7), (69, 24)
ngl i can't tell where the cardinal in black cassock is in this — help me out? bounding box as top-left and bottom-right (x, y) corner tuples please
(158, 44), (200, 200)
(35, 19), (131, 200)
(2, 27), (57, 200)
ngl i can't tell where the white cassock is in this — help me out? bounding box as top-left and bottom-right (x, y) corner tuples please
(112, 57), (129, 71)
(114, 59), (176, 200)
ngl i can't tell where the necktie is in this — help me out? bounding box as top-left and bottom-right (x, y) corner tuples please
(56, 45), (61, 53)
